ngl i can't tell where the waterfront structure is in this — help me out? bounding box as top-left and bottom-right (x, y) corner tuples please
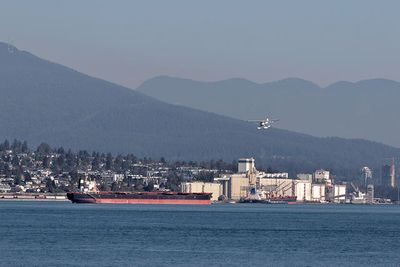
(366, 184), (374, 203)
(181, 182), (222, 201)
(229, 174), (252, 200)
(238, 158), (255, 173)
(294, 180), (312, 201)
(311, 184), (326, 202)
(333, 184), (346, 203)
(213, 174), (250, 201)
(314, 169), (331, 184)
(214, 176), (230, 199)
(214, 158), (349, 203)
(258, 177), (294, 197)
(214, 158), (257, 201)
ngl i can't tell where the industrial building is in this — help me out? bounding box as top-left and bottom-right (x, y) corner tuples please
(258, 177), (294, 197)
(295, 180), (312, 201)
(181, 181), (222, 201)
(214, 158), (297, 201)
(332, 184), (346, 203)
(183, 158), (351, 203)
(311, 184), (325, 202)
(229, 174), (252, 200)
(366, 184), (374, 203)
(238, 158), (256, 173)
(314, 169), (331, 184)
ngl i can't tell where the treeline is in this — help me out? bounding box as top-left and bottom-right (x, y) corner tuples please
(0, 139), (237, 173)
(0, 139), (29, 153)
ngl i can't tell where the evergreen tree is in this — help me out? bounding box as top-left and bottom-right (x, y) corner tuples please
(57, 147), (65, 154)
(11, 139), (22, 153)
(106, 153), (113, 170)
(2, 140), (10, 151)
(21, 141), (28, 153)
(43, 156), (51, 168)
(46, 179), (56, 193)
(36, 143), (51, 155)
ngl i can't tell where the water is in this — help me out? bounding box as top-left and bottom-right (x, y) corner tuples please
(1, 202), (400, 267)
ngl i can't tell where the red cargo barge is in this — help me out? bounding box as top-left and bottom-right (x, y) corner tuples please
(67, 191), (212, 205)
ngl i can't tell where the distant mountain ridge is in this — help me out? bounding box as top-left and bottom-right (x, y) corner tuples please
(1, 42), (400, 179)
(137, 76), (400, 148)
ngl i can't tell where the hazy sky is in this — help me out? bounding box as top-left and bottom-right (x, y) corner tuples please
(1, 0), (399, 88)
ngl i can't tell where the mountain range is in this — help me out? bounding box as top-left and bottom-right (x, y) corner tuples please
(137, 76), (400, 148)
(1, 42), (399, 179)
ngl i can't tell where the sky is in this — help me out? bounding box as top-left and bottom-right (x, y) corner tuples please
(1, 0), (399, 88)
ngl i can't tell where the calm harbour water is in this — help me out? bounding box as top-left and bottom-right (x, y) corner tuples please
(1, 202), (400, 267)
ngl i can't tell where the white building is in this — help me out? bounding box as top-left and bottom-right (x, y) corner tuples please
(314, 169), (331, 184)
(295, 180), (312, 202)
(259, 178), (294, 197)
(366, 184), (374, 203)
(213, 158), (258, 201)
(181, 182), (223, 201)
(229, 174), (251, 200)
(333, 184), (346, 203)
(311, 184), (326, 202)
(238, 158), (255, 174)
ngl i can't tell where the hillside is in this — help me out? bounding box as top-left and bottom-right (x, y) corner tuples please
(1, 42), (400, 179)
(137, 76), (400, 148)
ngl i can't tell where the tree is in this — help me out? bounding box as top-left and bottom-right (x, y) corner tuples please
(57, 147), (65, 154)
(111, 182), (119, 191)
(43, 156), (51, 168)
(195, 172), (214, 182)
(21, 141), (28, 153)
(55, 154), (66, 170)
(91, 155), (101, 171)
(36, 143), (52, 155)
(11, 139), (22, 153)
(114, 154), (124, 171)
(126, 154), (137, 164)
(14, 176), (22, 186)
(66, 150), (75, 170)
(24, 172), (32, 182)
(144, 182), (155, 192)
(1, 140), (10, 151)
(166, 173), (182, 192)
(46, 179), (56, 193)
(106, 153), (113, 170)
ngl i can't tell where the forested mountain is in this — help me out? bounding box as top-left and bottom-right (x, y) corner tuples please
(137, 76), (400, 148)
(1, 42), (400, 180)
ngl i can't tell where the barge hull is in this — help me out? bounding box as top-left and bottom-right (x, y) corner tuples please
(67, 192), (212, 205)
(70, 198), (211, 205)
